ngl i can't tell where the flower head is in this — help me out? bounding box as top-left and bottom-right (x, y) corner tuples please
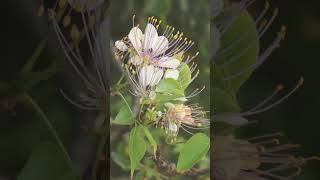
(157, 103), (209, 139)
(212, 134), (319, 180)
(116, 16), (196, 69)
(115, 16), (200, 99)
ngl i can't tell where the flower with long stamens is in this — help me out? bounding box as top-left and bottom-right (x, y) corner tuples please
(212, 134), (319, 180)
(214, 77), (304, 126)
(48, 0), (109, 111)
(157, 103), (209, 140)
(115, 16), (196, 70)
(116, 16), (201, 99)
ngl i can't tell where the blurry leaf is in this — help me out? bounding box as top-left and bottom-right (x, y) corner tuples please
(111, 152), (130, 171)
(215, 10), (259, 92)
(156, 78), (184, 96)
(129, 126), (146, 178)
(142, 126), (157, 157)
(17, 142), (74, 180)
(177, 63), (192, 90)
(177, 133), (210, 172)
(144, 0), (171, 21)
(113, 105), (134, 125)
(212, 87), (240, 113)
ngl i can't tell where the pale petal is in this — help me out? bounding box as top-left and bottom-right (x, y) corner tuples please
(128, 27), (143, 53)
(158, 57), (180, 69)
(152, 36), (169, 56)
(139, 66), (148, 88)
(130, 55), (143, 65)
(144, 23), (158, 52)
(168, 122), (178, 134)
(145, 65), (154, 87)
(149, 91), (156, 100)
(164, 69), (179, 80)
(115, 40), (128, 51)
(149, 67), (164, 87)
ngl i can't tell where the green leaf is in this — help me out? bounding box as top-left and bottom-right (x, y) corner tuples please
(215, 10), (259, 92)
(142, 126), (157, 157)
(129, 126), (146, 178)
(17, 142), (74, 180)
(212, 87), (240, 113)
(111, 152), (130, 171)
(177, 63), (192, 90)
(113, 105), (134, 125)
(177, 133), (210, 172)
(156, 78), (184, 96)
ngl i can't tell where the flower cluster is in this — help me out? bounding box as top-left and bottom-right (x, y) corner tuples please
(115, 16), (209, 139)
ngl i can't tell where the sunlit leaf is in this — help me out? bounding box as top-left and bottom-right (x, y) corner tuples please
(142, 126), (157, 157)
(129, 126), (146, 178)
(177, 63), (192, 90)
(177, 133), (210, 172)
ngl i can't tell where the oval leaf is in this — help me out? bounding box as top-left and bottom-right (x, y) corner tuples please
(142, 126), (157, 157)
(177, 63), (192, 90)
(215, 10), (259, 92)
(177, 133), (210, 172)
(129, 126), (146, 178)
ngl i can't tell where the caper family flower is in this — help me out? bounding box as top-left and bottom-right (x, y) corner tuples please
(115, 16), (200, 99)
(212, 134), (319, 180)
(157, 103), (209, 139)
(115, 16), (208, 138)
(46, 0), (109, 110)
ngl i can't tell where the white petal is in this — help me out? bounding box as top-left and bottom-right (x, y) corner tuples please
(149, 91), (156, 100)
(152, 36), (169, 56)
(139, 66), (148, 88)
(128, 27), (143, 53)
(115, 40), (128, 51)
(145, 65), (154, 87)
(158, 57), (180, 69)
(164, 69), (179, 80)
(144, 23), (158, 51)
(149, 67), (164, 87)
(168, 122), (178, 133)
(130, 55), (143, 65)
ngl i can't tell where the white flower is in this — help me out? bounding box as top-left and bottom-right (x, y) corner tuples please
(115, 40), (128, 51)
(139, 65), (163, 88)
(126, 16), (196, 69)
(159, 104), (209, 138)
(128, 24), (169, 60)
(127, 65), (164, 98)
(164, 69), (179, 80)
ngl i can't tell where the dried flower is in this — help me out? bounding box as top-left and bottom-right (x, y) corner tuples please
(157, 103), (209, 139)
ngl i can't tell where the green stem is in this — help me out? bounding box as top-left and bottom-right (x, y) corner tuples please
(91, 133), (108, 180)
(23, 93), (74, 174)
(116, 91), (134, 115)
